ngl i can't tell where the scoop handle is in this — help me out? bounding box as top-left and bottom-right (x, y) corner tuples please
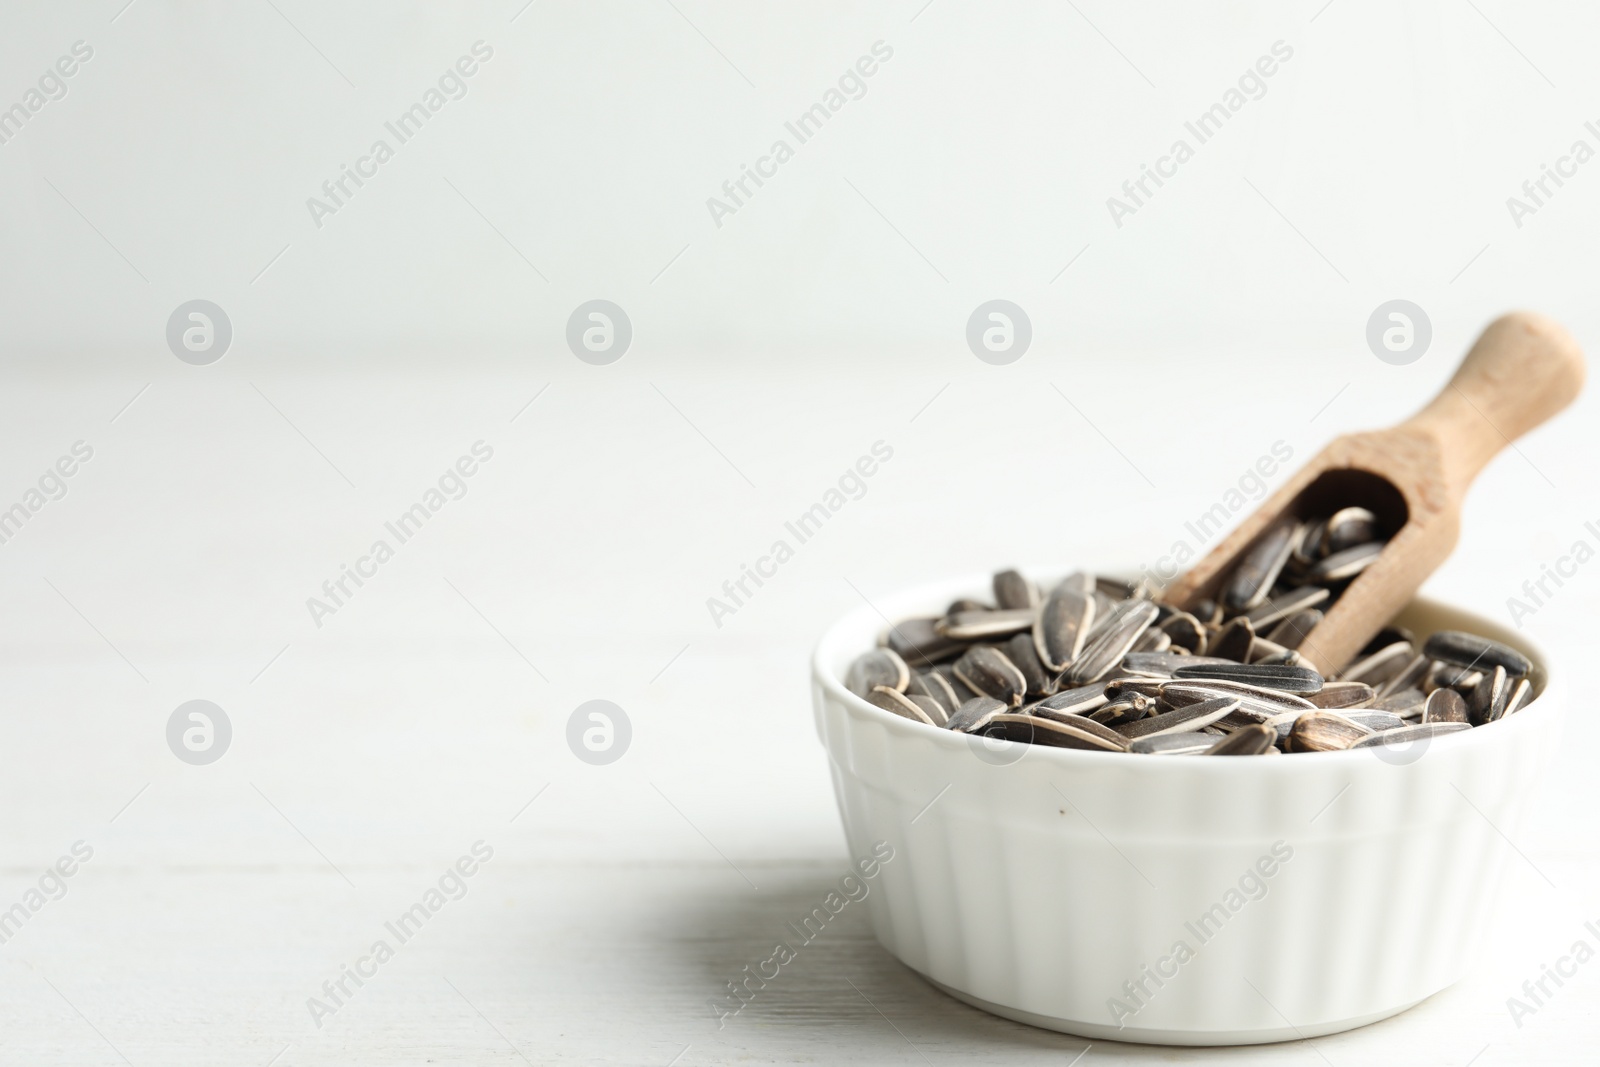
(1399, 311), (1585, 498)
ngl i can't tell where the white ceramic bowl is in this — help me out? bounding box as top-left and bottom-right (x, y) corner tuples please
(811, 571), (1560, 1046)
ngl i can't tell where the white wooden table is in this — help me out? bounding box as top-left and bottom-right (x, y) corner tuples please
(1, 355), (1595, 1065)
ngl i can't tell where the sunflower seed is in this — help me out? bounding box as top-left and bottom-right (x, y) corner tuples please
(908, 672), (961, 719)
(1342, 709), (1407, 732)
(1004, 633), (1052, 697)
(1374, 688), (1426, 718)
(1361, 626), (1415, 656)
(1504, 678), (1533, 716)
(1375, 654), (1431, 699)
(1425, 662), (1483, 693)
(1123, 651), (1230, 677)
(1251, 644), (1309, 669)
(1117, 696), (1239, 739)
(1102, 678), (1170, 701)
(1305, 541), (1384, 583)
(883, 617), (965, 669)
(1293, 518), (1328, 565)
(1131, 628), (1172, 654)
(846, 648), (910, 698)
(1212, 617), (1256, 662)
(935, 664), (980, 704)
(1421, 631), (1532, 677)
(1421, 687), (1467, 725)
(1207, 722), (1277, 755)
(1158, 611), (1207, 654)
(993, 569), (1039, 610)
(1349, 722), (1471, 748)
(1094, 576), (1138, 600)
(938, 608), (1036, 640)
(1288, 711), (1373, 752)
(1033, 684), (1110, 716)
(945, 696), (1006, 732)
(1223, 519), (1299, 612)
(986, 713), (1129, 752)
(1306, 681), (1376, 709)
(1162, 679), (1317, 715)
(1087, 695), (1155, 727)
(1469, 665), (1509, 725)
(1053, 571), (1096, 596)
(953, 646), (1028, 707)
(868, 686), (938, 725)
(1172, 662), (1323, 694)
(1322, 507), (1378, 555)
(1192, 598), (1221, 626)
(946, 598), (992, 614)
(1337, 641), (1413, 687)
(1244, 586), (1331, 630)
(1266, 608), (1324, 651)
(1129, 732), (1219, 755)
(1066, 599), (1159, 684)
(1019, 713), (1129, 748)
(1034, 586), (1095, 671)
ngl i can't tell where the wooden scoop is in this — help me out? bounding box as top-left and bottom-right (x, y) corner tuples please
(1163, 311), (1584, 675)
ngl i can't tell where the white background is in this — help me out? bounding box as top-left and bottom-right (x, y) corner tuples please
(1, 1), (1597, 1064)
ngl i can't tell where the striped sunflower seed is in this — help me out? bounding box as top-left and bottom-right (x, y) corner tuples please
(1425, 661), (1482, 693)
(1305, 681), (1376, 709)
(1066, 599), (1159, 685)
(1375, 654), (1431, 700)
(846, 648), (910, 698)
(1244, 586), (1331, 630)
(1004, 633), (1053, 698)
(1305, 541), (1384, 583)
(1161, 680), (1316, 715)
(986, 713), (1129, 752)
(1158, 611), (1207, 654)
(1173, 662), (1323, 694)
(945, 696), (1006, 733)
(1034, 585), (1095, 672)
(1341, 709), (1407, 732)
(1087, 694), (1155, 727)
(1222, 519), (1299, 612)
(1129, 732), (1218, 755)
(1374, 688), (1427, 719)
(1288, 711), (1373, 752)
(868, 686), (938, 726)
(1504, 677), (1534, 717)
(993, 569), (1039, 610)
(1033, 684), (1110, 717)
(1266, 608), (1324, 651)
(883, 617), (965, 668)
(1468, 665), (1509, 725)
(1292, 518), (1328, 565)
(1321, 507), (1378, 555)
(938, 608), (1036, 640)
(935, 664), (979, 704)
(1337, 641), (1413, 687)
(1130, 628), (1172, 654)
(1421, 687), (1467, 725)
(1207, 722), (1277, 755)
(1422, 631), (1532, 677)
(1117, 696), (1239, 739)
(1350, 722), (1471, 748)
(953, 646), (1028, 707)
(1212, 617), (1256, 662)
(907, 671), (961, 719)
(1122, 651), (1229, 677)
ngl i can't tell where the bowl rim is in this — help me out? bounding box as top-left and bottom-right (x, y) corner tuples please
(812, 568), (1556, 768)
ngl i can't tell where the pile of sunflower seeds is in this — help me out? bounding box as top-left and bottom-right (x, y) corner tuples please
(847, 553), (1535, 757)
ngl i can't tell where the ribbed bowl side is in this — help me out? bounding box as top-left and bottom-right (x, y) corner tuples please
(813, 576), (1560, 1043)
